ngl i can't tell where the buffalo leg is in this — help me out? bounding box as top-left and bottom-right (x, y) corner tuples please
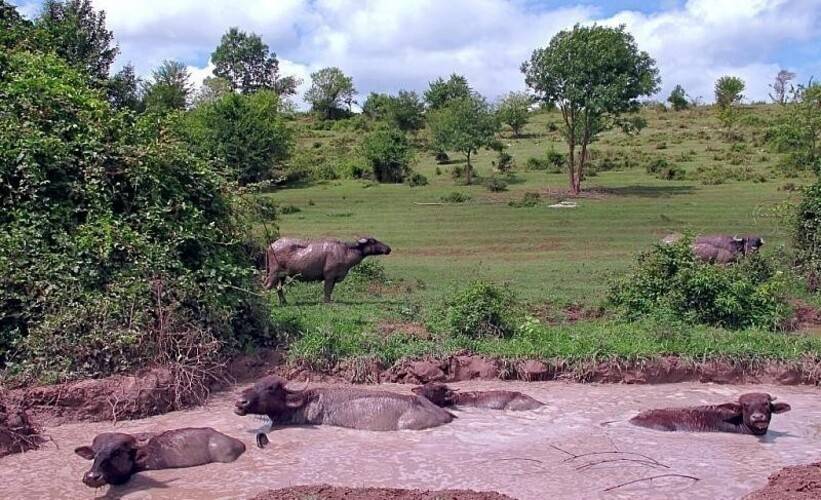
(276, 278), (287, 305)
(323, 279), (336, 303)
(255, 432), (269, 449)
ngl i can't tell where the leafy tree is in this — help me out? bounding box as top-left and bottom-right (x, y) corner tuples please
(769, 83), (821, 174)
(361, 125), (414, 183)
(36, 0), (118, 83)
(211, 27), (297, 96)
(106, 63), (142, 111)
(497, 91), (532, 137)
(193, 76), (232, 106)
(304, 67), (356, 120)
(424, 73), (471, 110)
(769, 70), (796, 105)
(794, 179), (821, 290)
(667, 84), (689, 111)
(428, 93), (499, 185)
(143, 60), (192, 112)
(185, 90), (292, 184)
(714, 76), (745, 108)
(1, 0), (33, 53)
(362, 90), (425, 133)
(522, 24), (659, 193)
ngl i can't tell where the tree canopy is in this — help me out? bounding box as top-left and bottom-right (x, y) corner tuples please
(425, 73), (471, 110)
(304, 67), (357, 120)
(497, 91), (532, 137)
(362, 90), (425, 132)
(522, 24), (659, 193)
(211, 27), (298, 96)
(142, 60), (192, 112)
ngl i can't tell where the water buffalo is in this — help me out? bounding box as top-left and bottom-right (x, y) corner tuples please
(264, 236), (392, 304)
(629, 393), (790, 435)
(412, 383), (544, 411)
(74, 428), (245, 488)
(662, 233), (764, 264)
(235, 376), (454, 447)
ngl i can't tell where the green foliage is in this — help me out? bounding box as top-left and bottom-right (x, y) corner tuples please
(667, 84), (689, 111)
(440, 192), (471, 203)
(767, 83), (821, 175)
(424, 73), (471, 110)
(193, 76), (232, 106)
(484, 176), (508, 192)
(407, 172), (429, 187)
(36, 0), (118, 84)
(362, 90), (425, 133)
(438, 281), (519, 338)
(210, 27), (297, 96)
(526, 147), (564, 172)
(494, 151), (515, 173)
(106, 63), (142, 112)
(523, 23), (659, 193)
(361, 126), (414, 183)
(428, 92), (500, 184)
(142, 60), (192, 113)
(793, 180), (821, 288)
(0, 51), (267, 379)
(497, 91), (532, 137)
(609, 238), (789, 330)
(184, 90), (292, 185)
(508, 192), (541, 208)
(715, 76), (745, 108)
(304, 67), (356, 120)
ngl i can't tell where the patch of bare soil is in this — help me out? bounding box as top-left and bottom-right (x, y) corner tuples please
(540, 187), (611, 200)
(0, 393), (42, 458)
(249, 485), (514, 500)
(377, 320), (432, 340)
(744, 462), (821, 500)
(783, 300), (821, 332)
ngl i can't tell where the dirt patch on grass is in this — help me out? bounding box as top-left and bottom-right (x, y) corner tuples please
(377, 321), (432, 340)
(249, 485), (514, 500)
(783, 300), (821, 332)
(0, 394), (43, 458)
(744, 462), (821, 500)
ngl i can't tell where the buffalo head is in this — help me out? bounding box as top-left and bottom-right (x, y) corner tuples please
(235, 376), (308, 419)
(356, 237), (391, 256)
(412, 383), (457, 407)
(722, 393), (790, 435)
(75, 433), (141, 487)
(741, 236), (764, 255)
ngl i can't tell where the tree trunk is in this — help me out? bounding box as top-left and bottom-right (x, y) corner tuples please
(465, 151), (473, 185)
(567, 140), (578, 195)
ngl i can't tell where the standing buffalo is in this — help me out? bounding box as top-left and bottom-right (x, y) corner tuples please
(235, 376), (454, 447)
(412, 383), (544, 411)
(662, 233), (764, 264)
(629, 392), (790, 435)
(74, 428), (245, 487)
(264, 237), (391, 304)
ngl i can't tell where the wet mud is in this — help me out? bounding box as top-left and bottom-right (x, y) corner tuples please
(743, 461), (821, 499)
(250, 485), (514, 499)
(1, 381), (819, 500)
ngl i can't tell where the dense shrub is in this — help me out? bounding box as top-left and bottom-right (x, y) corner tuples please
(434, 151), (450, 164)
(440, 192), (471, 203)
(407, 172), (429, 187)
(793, 180), (821, 289)
(609, 237), (789, 330)
(0, 51), (268, 381)
(526, 147), (564, 173)
(361, 126), (413, 183)
(494, 151), (515, 173)
(658, 164), (686, 180)
(441, 281), (518, 338)
(645, 157), (669, 174)
(484, 176), (508, 192)
(508, 192), (541, 208)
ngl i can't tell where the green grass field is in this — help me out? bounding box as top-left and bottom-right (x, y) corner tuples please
(259, 105), (820, 365)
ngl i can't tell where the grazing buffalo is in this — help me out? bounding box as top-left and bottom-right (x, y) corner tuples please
(412, 383), (544, 411)
(629, 393), (790, 435)
(74, 428), (245, 488)
(235, 376), (454, 447)
(662, 233), (764, 264)
(264, 237), (392, 304)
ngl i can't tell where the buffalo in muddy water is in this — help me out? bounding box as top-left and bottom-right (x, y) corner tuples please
(412, 383), (544, 411)
(74, 428), (245, 487)
(264, 237), (391, 304)
(663, 233), (764, 264)
(235, 376), (454, 447)
(629, 392), (790, 435)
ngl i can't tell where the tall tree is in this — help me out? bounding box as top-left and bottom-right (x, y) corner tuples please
(143, 60), (192, 113)
(714, 76), (745, 108)
(362, 90), (425, 133)
(428, 93), (499, 185)
(193, 76), (232, 106)
(769, 69), (796, 106)
(211, 27), (297, 96)
(304, 67), (356, 120)
(424, 73), (471, 110)
(522, 24), (659, 194)
(36, 0), (118, 83)
(667, 85), (689, 111)
(107, 63), (142, 111)
(496, 91), (532, 137)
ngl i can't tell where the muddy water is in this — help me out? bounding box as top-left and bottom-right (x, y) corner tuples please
(1, 382), (820, 500)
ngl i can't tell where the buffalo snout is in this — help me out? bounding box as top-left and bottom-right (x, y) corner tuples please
(82, 470), (106, 488)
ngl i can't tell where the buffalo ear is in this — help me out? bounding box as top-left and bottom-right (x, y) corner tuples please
(74, 446), (95, 460)
(716, 403), (743, 420)
(358, 238), (369, 245)
(772, 402), (791, 414)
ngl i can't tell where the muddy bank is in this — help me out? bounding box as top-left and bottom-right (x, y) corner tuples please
(250, 485), (514, 500)
(744, 462), (821, 499)
(6, 351), (819, 427)
(0, 394), (42, 457)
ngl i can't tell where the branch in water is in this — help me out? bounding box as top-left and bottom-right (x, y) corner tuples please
(603, 474), (700, 492)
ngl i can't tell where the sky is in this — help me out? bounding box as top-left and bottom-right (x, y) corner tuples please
(10, 0), (821, 108)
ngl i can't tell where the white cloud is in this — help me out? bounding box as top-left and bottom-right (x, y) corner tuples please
(80, 0), (821, 107)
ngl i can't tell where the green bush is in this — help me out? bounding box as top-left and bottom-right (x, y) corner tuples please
(440, 192), (471, 203)
(495, 151), (515, 173)
(361, 126), (413, 183)
(658, 164), (686, 180)
(793, 180), (821, 289)
(645, 157), (669, 174)
(407, 172), (429, 187)
(609, 237), (790, 330)
(434, 151), (449, 164)
(484, 176), (508, 192)
(508, 192), (541, 208)
(441, 281), (519, 338)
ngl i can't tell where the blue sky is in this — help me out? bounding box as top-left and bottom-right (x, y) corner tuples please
(10, 1), (821, 106)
